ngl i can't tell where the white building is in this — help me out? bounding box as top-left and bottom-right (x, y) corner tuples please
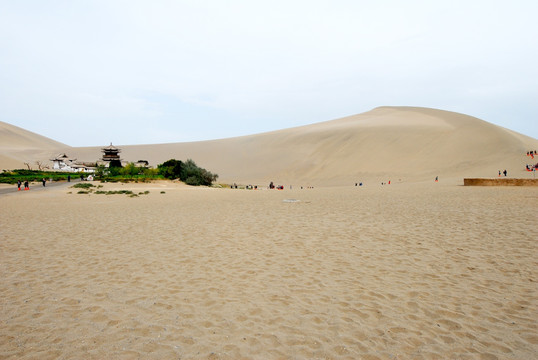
(50, 153), (95, 173)
(50, 153), (75, 171)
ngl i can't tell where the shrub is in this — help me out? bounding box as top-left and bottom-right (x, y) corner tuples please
(185, 176), (201, 186)
(157, 158), (218, 186)
(72, 183), (95, 189)
(158, 159), (183, 179)
(0, 169), (89, 184)
(143, 168), (159, 178)
(120, 163), (139, 177)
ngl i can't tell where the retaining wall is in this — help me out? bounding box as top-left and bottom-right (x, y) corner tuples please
(463, 178), (538, 186)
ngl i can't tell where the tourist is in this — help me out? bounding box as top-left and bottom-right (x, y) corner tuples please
(24, 180), (29, 190)
(503, 169), (507, 177)
(17, 180), (21, 191)
(42, 178), (46, 187)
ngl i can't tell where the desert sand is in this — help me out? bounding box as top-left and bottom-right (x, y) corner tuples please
(1, 181), (537, 359)
(1, 107), (538, 359)
(2, 107), (538, 185)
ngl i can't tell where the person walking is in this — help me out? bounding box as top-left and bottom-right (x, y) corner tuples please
(24, 180), (29, 190)
(42, 178), (46, 187)
(503, 169), (507, 177)
(17, 180), (21, 191)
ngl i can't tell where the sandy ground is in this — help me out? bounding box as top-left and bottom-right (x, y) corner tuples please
(1, 181), (537, 359)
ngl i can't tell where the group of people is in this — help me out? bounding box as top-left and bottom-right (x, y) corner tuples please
(526, 150), (537, 159)
(17, 180), (30, 191)
(498, 169), (508, 177)
(17, 178), (50, 191)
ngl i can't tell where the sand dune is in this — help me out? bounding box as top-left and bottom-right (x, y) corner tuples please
(1, 107), (537, 185)
(0, 121), (70, 170)
(2, 107), (537, 359)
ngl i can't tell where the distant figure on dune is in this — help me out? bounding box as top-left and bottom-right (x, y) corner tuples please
(435, 176), (438, 182)
(498, 170), (501, 177)
(503, 169), (507, 177)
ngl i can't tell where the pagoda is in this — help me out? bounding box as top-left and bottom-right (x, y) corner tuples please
(101, 143), (122, 167)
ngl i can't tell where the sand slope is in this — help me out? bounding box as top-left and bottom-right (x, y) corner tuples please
(0, 121), (70, 170)
(1, 107), (537, 184)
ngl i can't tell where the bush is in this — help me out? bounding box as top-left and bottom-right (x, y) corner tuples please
(120, 163), (139, 177)
(158, 159), (183, 179)
(185, 176), (201, 186)
(181, 159), (218, 186)
(0, 169), (89, 184)
(157, 158), (217, 186)
(72, 183), (95, 189)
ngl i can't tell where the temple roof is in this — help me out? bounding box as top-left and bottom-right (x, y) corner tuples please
(50, 153), (76, 162)
(101, 143), (121, 152)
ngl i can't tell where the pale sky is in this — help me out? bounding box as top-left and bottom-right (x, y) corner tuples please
(1, 0), (537, 146)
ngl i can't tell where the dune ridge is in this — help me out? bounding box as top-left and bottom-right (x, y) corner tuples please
(0, 121), (71, 170)
(1, 106), (537, 185)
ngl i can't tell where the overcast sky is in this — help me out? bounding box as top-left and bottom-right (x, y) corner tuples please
(1, 1), (537, 146)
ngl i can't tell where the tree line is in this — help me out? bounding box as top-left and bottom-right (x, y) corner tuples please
(2, 159), (218, 186)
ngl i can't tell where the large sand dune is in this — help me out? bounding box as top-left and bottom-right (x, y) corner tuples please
(2, 107), (537, 359)
(0, 121), (70, 170)
(1, 106), (537, 185)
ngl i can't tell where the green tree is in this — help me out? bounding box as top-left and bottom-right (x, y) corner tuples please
(156, 158), (217, 186)
(143, 167), (159, 178)
(157, 159), (183, 179)
(180, 159), (218, 186)
(95, 165), (107, 178)
(108, 166), (121, 177)
(120, 162), (139, 177)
